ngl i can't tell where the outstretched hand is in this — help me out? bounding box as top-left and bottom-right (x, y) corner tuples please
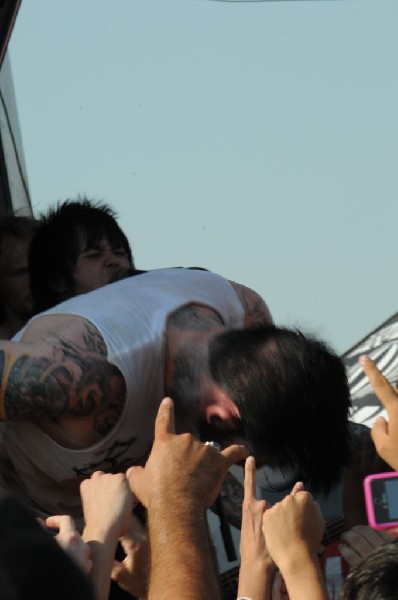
(127, 397), (248, 511)
(359, 355), (398, 471)
(237, 456), (277, 600)
(262, 488), (325, 570)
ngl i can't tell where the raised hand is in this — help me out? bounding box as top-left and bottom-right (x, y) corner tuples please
(45, 514), (92, 575)
(127, 396), (248, 511)
(359, 355), (398, 470)
(238, 456), (276, 600)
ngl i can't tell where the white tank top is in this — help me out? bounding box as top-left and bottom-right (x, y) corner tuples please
(1, 268), (244, 517)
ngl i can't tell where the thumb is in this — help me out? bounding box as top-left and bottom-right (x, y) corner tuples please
(126, 465), (147, 504)
(221, 444), (249, 469)
(111, 559), (130, 588)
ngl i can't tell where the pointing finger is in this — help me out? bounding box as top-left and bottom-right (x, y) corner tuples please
(154, 397), (175, 438)
(243, 455), (257, 502)
(359, 355), (398, 415)
(290, 481), (305, 496)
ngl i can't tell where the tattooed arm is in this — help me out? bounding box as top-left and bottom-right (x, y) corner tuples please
(0, 315), (126, 448)
(165, 304), (226, 419)
(229, 281), (273, 328)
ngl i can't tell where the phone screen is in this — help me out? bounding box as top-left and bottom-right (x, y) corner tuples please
(371, 475), (398, 524)
(385, 479), (398, 520)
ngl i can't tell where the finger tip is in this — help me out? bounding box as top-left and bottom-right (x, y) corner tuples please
(358, 354), (370, 366)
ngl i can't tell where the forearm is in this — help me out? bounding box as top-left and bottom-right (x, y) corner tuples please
(238, 560), (275, 600)
(82, 525), (119, 600)
(148, 504), (221, 600)
(279, 552), (328, 600)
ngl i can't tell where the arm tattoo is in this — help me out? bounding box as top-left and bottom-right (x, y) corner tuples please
(82, 322), (107, 356)
(169, 305), (224, 332)
(231, 282), (273, 328)
(0, 324), (125, 435)
(168, 341), (207, 416)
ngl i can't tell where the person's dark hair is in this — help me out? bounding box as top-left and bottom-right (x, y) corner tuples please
(0, 215), (38, 247)
(29, 197), (134, 314)
(209, 325), (351, 495)
(0, 492), (95, 600)
(0, 215), (39, 324)
(342, 539), (398, 600)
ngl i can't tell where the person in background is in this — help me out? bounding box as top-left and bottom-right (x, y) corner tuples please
(28, 197), (136, 314)
(340, 538), (398, 599)
(331, 354), (398, 599)
(0, 215), (39, 339)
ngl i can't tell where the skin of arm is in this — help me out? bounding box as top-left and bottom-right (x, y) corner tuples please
(261, 490), (328, 600)
(111, 512), (149, 599)
(229, 281), (273, 328)
(127, 397), (249, 600)
(80, 471), (134, 600)
(238, 456), (276, 600)
(359, 354), (398, 471)
(0, 315), (126, 449)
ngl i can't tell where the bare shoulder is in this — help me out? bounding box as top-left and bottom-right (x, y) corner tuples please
(229, 280), (273, 328)
(21, 314), (107, 356)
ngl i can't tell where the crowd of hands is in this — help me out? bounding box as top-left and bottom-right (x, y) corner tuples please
(43, 355), (398, 600)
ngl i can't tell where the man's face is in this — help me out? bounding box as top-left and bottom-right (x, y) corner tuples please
(0, 235), (33, 318)
(72, 236), (131, 296)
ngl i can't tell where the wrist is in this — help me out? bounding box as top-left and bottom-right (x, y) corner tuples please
(82, 521), (121, 545)
(278, 548), (320, 580)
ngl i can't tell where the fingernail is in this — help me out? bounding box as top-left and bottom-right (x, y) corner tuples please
(161, 397), (172, 405)
(359, 355), (370, 365)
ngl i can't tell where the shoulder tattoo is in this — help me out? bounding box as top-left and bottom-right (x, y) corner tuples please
(169, 305), (224, 332)
(0, 333), (125, 436)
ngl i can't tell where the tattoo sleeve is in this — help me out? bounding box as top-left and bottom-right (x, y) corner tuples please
(169, 304), (224, 331)
(168, 341), (208, 413)
(167, 305), (224, 415)
(0, 323), (125, 436)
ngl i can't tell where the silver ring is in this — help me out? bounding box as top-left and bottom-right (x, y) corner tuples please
(204, 441), (222, 452)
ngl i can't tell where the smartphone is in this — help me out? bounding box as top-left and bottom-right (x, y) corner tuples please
(363, 472), (398, 530)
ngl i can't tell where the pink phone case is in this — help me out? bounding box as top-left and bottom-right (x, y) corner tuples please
(363, 471), (398, 530)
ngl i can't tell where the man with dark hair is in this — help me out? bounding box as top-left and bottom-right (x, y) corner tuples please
(208, 326), (351, 496)
(0, 215), (39, 339)
(0, 263), (358, 524)
(29, 197), (136, 314)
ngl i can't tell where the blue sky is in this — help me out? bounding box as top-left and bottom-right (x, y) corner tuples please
(8, 0), (398, 355)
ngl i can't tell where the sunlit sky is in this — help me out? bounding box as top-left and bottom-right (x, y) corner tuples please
(7, 0), (398, 355)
